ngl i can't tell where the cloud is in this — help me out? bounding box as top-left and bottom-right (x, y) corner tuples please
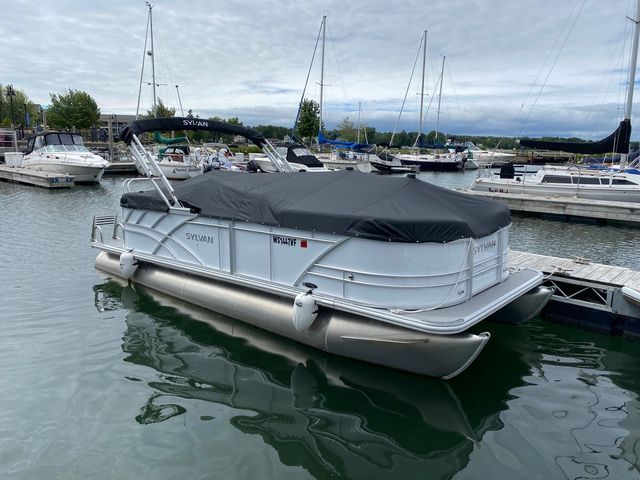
(2, 0), (639, 139)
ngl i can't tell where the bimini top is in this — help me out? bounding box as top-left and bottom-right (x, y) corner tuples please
(121, 170), (510, 243)
(275, 142), (324, 168)
(120, 117), (267, 147)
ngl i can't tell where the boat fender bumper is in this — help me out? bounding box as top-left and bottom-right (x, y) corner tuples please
(293, 293), (318, 332)
(119, 251), (139, 280)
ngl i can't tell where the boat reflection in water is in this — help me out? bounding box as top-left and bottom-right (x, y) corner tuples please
(93, 281), (640, 479)
(94, 280), (529, 478)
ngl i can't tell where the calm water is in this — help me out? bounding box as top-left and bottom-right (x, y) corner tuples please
(0, 175), (639, 479)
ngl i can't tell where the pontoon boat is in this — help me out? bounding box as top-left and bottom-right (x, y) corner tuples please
(90, 117), (552, 379)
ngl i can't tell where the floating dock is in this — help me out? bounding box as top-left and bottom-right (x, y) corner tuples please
(509, 250), (640, 338)
(464, 189), (640, 226)
(104, 161), (137, 176)
(0, 165), (74, 188)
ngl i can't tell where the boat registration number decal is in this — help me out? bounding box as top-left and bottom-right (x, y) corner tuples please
(273, 235), (308, 248)
(474, 239), (496, 255)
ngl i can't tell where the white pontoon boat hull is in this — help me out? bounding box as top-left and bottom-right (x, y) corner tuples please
(96, 251), (491, 378)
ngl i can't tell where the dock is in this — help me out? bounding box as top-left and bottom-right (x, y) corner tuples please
(464, 189), (640, 226)
(0, 165), (74, 188)
(509, 250), (640, 337)
(104, 161), (137, 176)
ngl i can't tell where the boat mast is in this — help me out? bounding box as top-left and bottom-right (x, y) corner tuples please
(357, 101), (361, 144)
(148, 1), (157, 116)
(318, 15), (326, 138)
(135, 5), (151, 119)
(418, 30), (427, 146)
(175, 84), (184, 116)
(435, 55), (445, 144)
(621, 0), (640, 169)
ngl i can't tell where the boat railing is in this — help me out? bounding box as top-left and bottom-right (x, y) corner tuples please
(128, 133), (180, 209)
(91, 213), (121, 243)
(261, 139), (294, 172)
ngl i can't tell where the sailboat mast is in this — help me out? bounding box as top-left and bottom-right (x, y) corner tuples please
(621, 0), (640, 169)
(135, 6), (151, 119)
(435, 55), (445, 144)
(418, 30), (427, 142)
(318, 15), (326, 136)
(148, 2), (157, 115)
(357, 101), (361, 144)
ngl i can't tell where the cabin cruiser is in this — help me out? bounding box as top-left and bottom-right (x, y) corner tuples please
(370, 152), (419, 173)
(18, 132), (109, 183)
(250, 142), (331, 172)
(90, 117), (552, 379)
(472, 163), (640, 202)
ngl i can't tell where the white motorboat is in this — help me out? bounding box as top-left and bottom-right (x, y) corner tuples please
(17, 132), (109, 183)
(137, 144), (204, 180)
(250, 142), (331, 173)
(91, 116), (552, 379)
(472, 164), (640, 202)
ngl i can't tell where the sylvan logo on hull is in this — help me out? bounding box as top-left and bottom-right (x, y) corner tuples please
(473, 239), (497, 255)
(186, 232), (215, 244)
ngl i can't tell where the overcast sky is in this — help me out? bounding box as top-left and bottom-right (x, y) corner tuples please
(3, 0), (640, 139)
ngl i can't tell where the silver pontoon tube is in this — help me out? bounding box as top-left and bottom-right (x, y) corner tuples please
(96, 252), (490, 379)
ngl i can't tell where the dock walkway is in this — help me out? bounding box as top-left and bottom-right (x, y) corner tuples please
(509, 250), (640, 337)
(0, 165), (74, 188)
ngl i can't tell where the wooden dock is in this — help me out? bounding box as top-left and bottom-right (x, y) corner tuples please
(509, 250), (640, 337)
(0, 165), (74, 188)
(104, 161), (137, 175)
(464, 189), (640, 226)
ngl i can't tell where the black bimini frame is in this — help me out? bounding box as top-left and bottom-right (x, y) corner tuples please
(121, 117), (294, 208)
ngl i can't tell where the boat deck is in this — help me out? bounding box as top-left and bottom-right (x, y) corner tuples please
(463, 189), (640, 226)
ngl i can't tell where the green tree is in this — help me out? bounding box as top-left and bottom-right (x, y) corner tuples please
(0, 85), (40, 127)
(336, 116), (356, 141)
(254, 124), (292, 140)
(144, 98), (176, 119)
(295, 99), (321, 141)
(46, 89), (100, 129)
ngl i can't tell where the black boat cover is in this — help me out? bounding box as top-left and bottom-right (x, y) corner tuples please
(120, 117), (267, 147)
(520, 119), (631, 154)
(120, 170), (511, 243)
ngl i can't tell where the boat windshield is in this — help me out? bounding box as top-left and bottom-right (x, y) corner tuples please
(31, 132), (90, 153)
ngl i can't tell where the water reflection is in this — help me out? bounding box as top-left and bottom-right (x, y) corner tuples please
(94, 280), (532, 479)
(93, 281), (640, 479)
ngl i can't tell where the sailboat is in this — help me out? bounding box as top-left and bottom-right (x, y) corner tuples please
(289, 16), (371, 173)
(384, 32), (464, 172)
(133, 3), (207, 180)
(473, 0), (640, 199)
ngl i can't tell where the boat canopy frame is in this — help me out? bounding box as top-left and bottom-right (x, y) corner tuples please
(120, 117), (295, 208)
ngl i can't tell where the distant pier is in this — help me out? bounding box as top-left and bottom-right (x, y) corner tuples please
(464, 189), (640, 226)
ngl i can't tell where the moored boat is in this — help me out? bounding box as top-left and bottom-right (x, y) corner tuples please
(18, 131), (109, 183)
(91, 116), (552, 379)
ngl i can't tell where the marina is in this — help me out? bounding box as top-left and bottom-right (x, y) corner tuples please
(3, 0), (640, 478)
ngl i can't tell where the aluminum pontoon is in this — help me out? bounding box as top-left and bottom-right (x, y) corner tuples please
(90, 117), (552, 379)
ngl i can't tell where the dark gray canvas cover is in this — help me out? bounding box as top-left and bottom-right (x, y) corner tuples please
(120, 170), (511, 243)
